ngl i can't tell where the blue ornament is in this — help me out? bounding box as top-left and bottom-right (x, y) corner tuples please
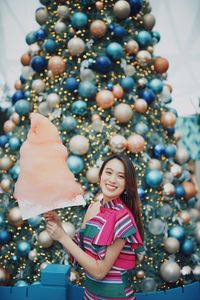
(31, 55), (47, 72)
(160, 89), (172, 104)
(0, 214), (4, 229)
(148, 78), (163, 94)
(11, 255), (18, 264)
(139, 88), (155, 104)
(20, 75), (26, 84)
(12, 90), (25, 104)
(153, 144), (165, 158)
(26, 31), (37, 45)
(145, 170), (163, 188)
(9, 165), (20, 180)
(138, 187), (145, 200)
(17, 241), (31, 257)
(128, 0), (143, 15)
(61, 116), (77, 131)
(15, 280), (28, 287)
(0, 229), (11, 244)
(9, 137), (21, 151)
(166, 127), (175, 135)
(67, 155), (84, 174)
(187, 197), (197, 207)
(43, 39), (57, 53)
(137, 30), (152, 47)
(108, 24), (115, 31)
(152, 31), (161, 43)
(95, 56), (112, 74)
(72, 100), (87, 116)
(106, 42), (123, 60)
(0, 135), (9, 148)
(65, 77), (79, 92)
(71, 12), (88, 29)
(113, 25), (126, 39)
(24, 91), (30, 98)
(175, 185), (185, 198)
(181, 239), (195, 256)
(121, 76), (135, 92)
(27, 215), (42, 228)
(39, 0), (50, 4)
(36, 28), (47, 41)
(107, 83), (113, 90)
(78, 81), (97, 99)
(168, 226), (186, 242)
(165, 144), (177, 158)
(32, 281), (41, 285)
(15, 99), (31, 116)
(135, 122), (148, 136)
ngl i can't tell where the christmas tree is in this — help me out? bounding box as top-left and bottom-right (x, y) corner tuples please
(0, 0), (200, 292)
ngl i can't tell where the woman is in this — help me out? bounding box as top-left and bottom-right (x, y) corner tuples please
(45, 153), (145, 299)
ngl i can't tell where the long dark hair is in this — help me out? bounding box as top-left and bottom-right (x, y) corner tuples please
(99, 153), (144, 241)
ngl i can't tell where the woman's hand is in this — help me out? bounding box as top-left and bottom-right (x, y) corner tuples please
(46, 221), (66, 243)
(44, 211), (62, 226)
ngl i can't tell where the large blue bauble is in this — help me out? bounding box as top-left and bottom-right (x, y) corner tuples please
(175, 185), (185, 198)
(43, 39), (57, 53)
(15, 280), (28, 287)
(17, 241), (31, 257)
(26, 31), (37, 45)
(168, 226), (186, 242)
(0, 229), (11, 244)
(148, 78), (163, 94)
(165, 144), (177, 158)
(96, 56), (112, 74)
(153, 144), (165, 158)
(128, 0), (143, 16)
(9, 165), (20, 180)
(106, 42), (123, 60)
(145, 170), (163, 188)
(78, 81), (97, 99)
(121, 76), (135, 92)
(27, 215), (42, 228)
(135, 122), (148, 136)
(139, 88), (155, 104)
(0, 135), (9, 148)
(72, 100), (87, 116)
(137, 30), (152, 47)
(12, 90), (25, 104)
(67, 155), (84, 174)
(15, 99), (31, 116)
(65, 77), (79, 92)
(9, 137), (21, 151)
(71, 12), (88, 29)
(31, 55), (47, 72)
(181, 239), (195, 256)
(138, 187), (145, 200)
(113, 25), (127, 39)
(36, 28), (47, 41)
(61, 116), (77, 131)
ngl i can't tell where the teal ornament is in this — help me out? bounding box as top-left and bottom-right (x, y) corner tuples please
(27, 215), (42, 228)
(165, 144), (177, 158)
(148, 78), (163, 94)
(181, 239), (195, 256)
(78, 81), (97, 99)
(168, 226), (186, 242)
(121, 76), (135, 92)
(43, 39), (57, 53)
(32, 281), (41, 285)
(137, 30), (152, 47)
(17, 241), (31, 257)
(72, 100), (87, 116)
(9, 165), (20, 180)
(145, 170), (163, 188)
(106, 42), (123, 60)
(71, 12), (88, 29)
(15, 99), (31, 116)
(135, 122), (148, 136)
(11, 255), (18, 264)
(0, 135), (9, 148)
(175, 186), (185, 198)
(61, 116), (77, 131)
(67, 155), (84, 174)
(0, 229), (11, 244)
(0, 214), (4, 228)
(9, 137), (21, 151)
(15, 280), (28, 287)
(160, 87), (172, 104)
(26, 31), (37, 45)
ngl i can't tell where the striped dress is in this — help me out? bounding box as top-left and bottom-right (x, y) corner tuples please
(71, 197), (144, 299)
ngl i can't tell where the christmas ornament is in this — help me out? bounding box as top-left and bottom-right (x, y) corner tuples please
(134, 98), (148, 113)
(67, 37), (85, 56)
(96, 90), (115, 108)
(145, 170), (163, 188)
(113, 0), (131, 19)
(67, 155), (84, 174)
(86, 167), (100, 183)
(109, 135), (127, 153)
(46, 93), (60, 108)
(148, 218), (165, 235)
(38, 230), (54, 248)
(69, 135), (90, 155)
(90, 20), (107, 38)
(164, 237), (180, 254)
(114, 103), (133, 123)
(48, 56), (66, 76)
(32, 79), (46, 93)
(127, 134), (145, 153)
(160, 260), (181, 282)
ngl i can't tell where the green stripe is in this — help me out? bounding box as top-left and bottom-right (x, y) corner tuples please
(84, 224), (99, 238)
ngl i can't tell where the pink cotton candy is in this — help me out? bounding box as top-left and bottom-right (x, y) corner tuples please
(14, 113), (85, 220)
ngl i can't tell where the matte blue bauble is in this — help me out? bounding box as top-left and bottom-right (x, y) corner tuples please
(181, 239), (195, 256)
(72, 100), (87, 116)
(137, 30), (152, 47)
(12, 90), (25, 104)
(139, 88), (155, 104)
(165, 144), (177, 158)
(78, 81), (97, 99)
(188, 197), (197, 207)
(26, 31), (37, 45)
(175, 185), (185, 198)
(15, 99), (31, 116)
(168, 226), (186, 242)
(149, 78), (163, 94)
(36, 28), (47, 41)
(106, 42), (123, 60)
(9, 165), (20, 180)
(113, 25), (126, 39)
(17, 241), (31, 257)
(0, 229), (11, 244)
(0, 135), (9, 148)
(121, 76), (135, 92)
(145, 170), (163, 188)
(71, 12), (88, 29)
(138, 187), (145, 200)
(15, 280), (28, 287)
(43, 39), (57, 53)
(27, 215), (42, 228)
(96, 56), (112, 74)
(9, 137), (21, 151)
(67, 155), (84, 174)
(128, 0), (143, 16)
(166, 127), (175, 135)
(153, 144), (165, 158)
(31, 55), (47, 72)
(65, 77), (79, 92)
(20, 76), (26, 84)
(152, 31), (161, 43)
(135, 122), (148, 136)
(61, 116), (77, 131)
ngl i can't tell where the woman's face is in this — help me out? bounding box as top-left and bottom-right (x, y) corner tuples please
(100, 158), (126, 201)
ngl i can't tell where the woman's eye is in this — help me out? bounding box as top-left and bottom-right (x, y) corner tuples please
(106, 171), (112, 175)
(119, 175), (125, 179)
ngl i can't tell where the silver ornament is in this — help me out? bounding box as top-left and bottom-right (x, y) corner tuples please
(86, 167), (100, 184)
(46, 93), (60, 108)
(148, 218), (165, 235)
(38, 230), (54, 248)
(67, 37), (85, 56)
(113, 0), (131, 19)
(136, 50), (152, 66)
(54, 21), (67, 33)
(69, 135), (90, 155)
(175, 147), (189, 164)
(143, 14), (156, 30)
(35, 8), (48, 25)
(28, 249), (37, 261)
(32, 79), (45, 93)
(192, 265), (200, 281)
(124, 64), (136, 76)
(164, 237), (180, 254)
(38, 102), (52, 116)
(21, 66), (35, 79)
(80, 69), (96, 81)
(141, 277), (157, 292)
(160, 260), (181, 282)
(138, 77), (148, 87)
(57, 5), (70, 18)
